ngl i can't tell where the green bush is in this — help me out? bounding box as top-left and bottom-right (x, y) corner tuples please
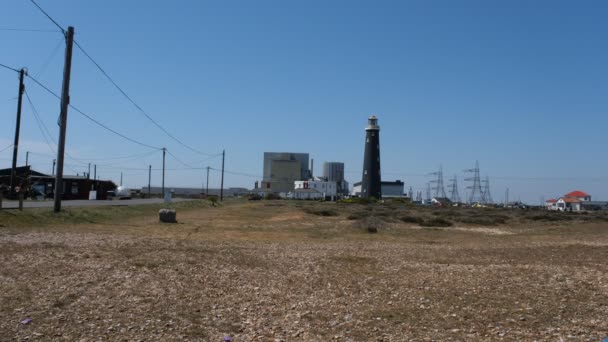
(264, 193), (282, 200)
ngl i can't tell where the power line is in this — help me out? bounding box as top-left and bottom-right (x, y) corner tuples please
(27, 92), (161, 169)
(0, 144), (13, 153)
(28, 0), (65, 33)
(27, 0), (218, 157)
(0, 27), (61, 33)
(73, 40), (218, 157)
(24, 90), (57, 155)
(71, 151), (161, 162)
(0, 62), (20, 73)
(26, 74), (162, 150)
(210, 167), (260, 179)
(165, 149), (197, 169)
(34, 37), (65, 78)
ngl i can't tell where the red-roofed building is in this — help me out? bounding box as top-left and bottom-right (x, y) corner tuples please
(556, 197), (582, 211)
(550, 190), (592, 211)
(545, 198), (557, 210)
(564, 190), (591, 202)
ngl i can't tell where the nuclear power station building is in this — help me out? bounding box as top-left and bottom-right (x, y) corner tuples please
(262, 152), (310, 193)
(361, 115), (382, 199)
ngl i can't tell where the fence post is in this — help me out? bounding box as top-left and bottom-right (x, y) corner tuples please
(18, 192), (24, 211)
(18, 191), (23, 211)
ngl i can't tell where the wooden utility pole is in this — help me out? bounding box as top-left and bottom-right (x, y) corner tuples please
(52, 159), (56, 175)
(161, 148), (166, 196)
(87, 163), (90, 179)
(53, 26), (75, 213)
(206, 166), (210, 196)
(220, 149), (225, 201)
(93, 164), (96, 180)
(9, 68), (25, 199)
(148, 165), (151, 196)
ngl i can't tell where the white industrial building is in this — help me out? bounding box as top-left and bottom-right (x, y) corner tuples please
(291, 180), (337, 200)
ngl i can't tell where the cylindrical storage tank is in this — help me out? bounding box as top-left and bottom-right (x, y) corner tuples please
(323, 162), (345, 182)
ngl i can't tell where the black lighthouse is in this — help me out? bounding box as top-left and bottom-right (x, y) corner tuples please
(361, 115), (381, 199)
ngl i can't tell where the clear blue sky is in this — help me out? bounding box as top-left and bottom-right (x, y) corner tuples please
(1, 0), (607, 203)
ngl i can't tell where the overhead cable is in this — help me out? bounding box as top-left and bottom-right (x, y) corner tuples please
(0, 144), (13, 153)
(210, 167), (260, 179)
(28, 0), (65, 33)
(73, 40), (218, 156)
(0, 27), (61, 33)
(27, 74), (162, 150)
(165, 149), (197, 169)
(27, 0), (220, 157)
(24, 89), (57, 154)
(0, 62), (20, 73)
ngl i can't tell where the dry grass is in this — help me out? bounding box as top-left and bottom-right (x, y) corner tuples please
(0, 199), (607, 341)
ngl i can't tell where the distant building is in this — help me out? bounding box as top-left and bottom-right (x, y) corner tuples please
(556, 197), (582, 211)
(545, 198), (558, 210)
(322, 162), (349, 196)
(563, 190), (591, 202)
(352, 180), (404, 198)
(581, 201), (608, 211)
(292, 180), (337, 200)
(142, 186), (248, 198)
(548, 190), (599, 211)
(262, 152), (310, 193)
(0, 166), (115, 200)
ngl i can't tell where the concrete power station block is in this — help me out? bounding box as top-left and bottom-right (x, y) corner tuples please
(159, 209), (177, 223)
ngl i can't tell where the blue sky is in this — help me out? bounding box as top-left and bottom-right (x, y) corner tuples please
(1, 0), (607, 203)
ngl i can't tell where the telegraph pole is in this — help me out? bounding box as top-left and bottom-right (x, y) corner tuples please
(52, 159), (56, 175)
(148, 165), (151, 196)
(9, 68), (26, 199)
(93, 164), (96, 180)
(220, 150), (225, 201)
(120, 172), (123, 186)
(25, 151), (29, 167)
(206, 166), (210, 196)
(54, 26), (75, 213)
(161, 148), (166, 196)
(87, 163), (91, 179)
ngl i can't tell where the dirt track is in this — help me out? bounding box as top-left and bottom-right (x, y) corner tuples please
(1, 201), (607, 341)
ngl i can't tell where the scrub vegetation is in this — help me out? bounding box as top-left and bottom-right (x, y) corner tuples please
(1, 199), (607, 340)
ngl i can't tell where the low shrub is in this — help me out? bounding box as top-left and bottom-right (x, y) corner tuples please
(347, 212), (367, 220)
(419, 217), (453, 227)
(264, 193), (282, 200)
(458, 215), (508, 226)
(400, 215), (424, 224)
(338, 197), (376, 205)
(358, 216), (382, 233)
(529, 214), (573, 222)
(304, 208), (339, 217)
